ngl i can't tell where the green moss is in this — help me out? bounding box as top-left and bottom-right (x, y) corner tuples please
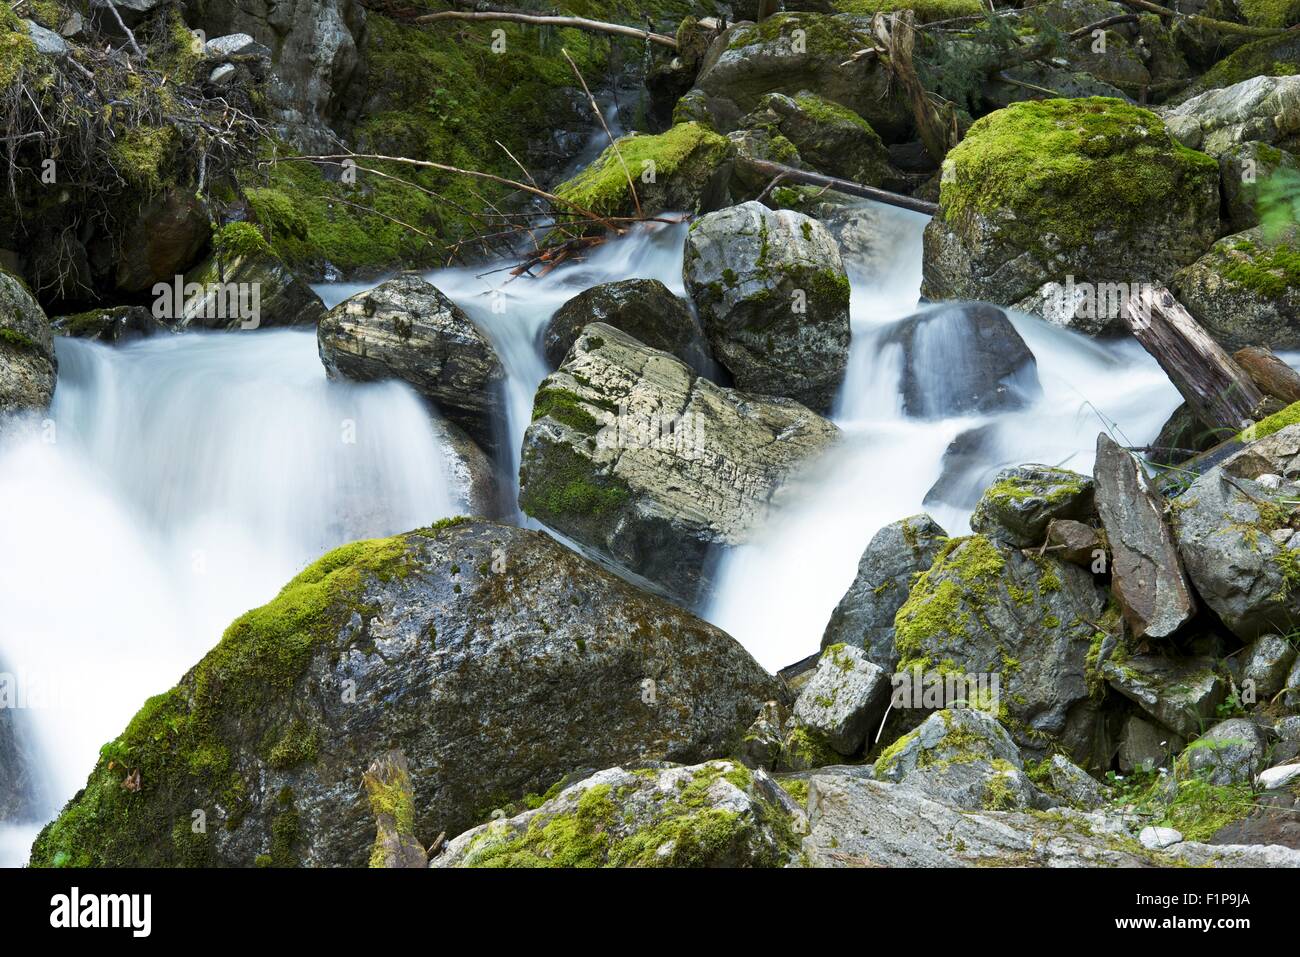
(1236, 0), (1300, 28)
(893, 536), (1005, 664)
(532, 387), (602, 434)
(266, 720), (319, 770)
(1242, 398), (1300, 441)
(1197, 35), (1299, 90)
(836, 0), (984, 22)
(777, 777), (809, 805)
(783, 726), (842, 769)
(0, 327), (37, 352)
(1158, 777), (1255, 842)
(108, 126), (178, 194)
(213, 221), (271, 261)
(520, 444), (629, 520)
(1216, 236), (1300, 297)
(0, 22), (39, 92)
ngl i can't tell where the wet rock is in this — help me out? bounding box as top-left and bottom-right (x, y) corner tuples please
(177, 241), (327, 333)
(1012, 277), (1130, 338)
(518, 324), (837, 606)
(970, 465), (1095, 548)
(1094, 433), (1196, 639)
(1045, 519), (1103, 568)
(1172, 226), (1300, 352)
(51, 305), (168, 343)
(0, 270), (56, 416)
(432, 760), (804, 868)
(427, 416), (503, 520)
(541, 279), (712, 377)
(922, 98), (1219, 306)
(819, 513), (948, 670)
(1047, 754), (1112, 810)
(29, 521), (781, 866)
(1180, 718), (1269, 785)
(1103, 655), (1225, 739)
(683, 201), (850, 411)
(923, 424), (1014, 510)
(792, 644), (891, 756)
(726, 126), (806, 197)
(884, 303), (1041, 419)
(741, 91), (895, 186)
(1148, 402), (1222, 467)
(318, 274), (504, 449)
(1164, 75), (1300, 157)
(1240, 634), (1298, 702)
(874, 708), (1041, 811)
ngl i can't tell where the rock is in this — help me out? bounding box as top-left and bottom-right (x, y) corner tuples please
(1103, 655), (1225, 739)
(208, 63), (237, 86)
(1219, 142), (1300, 232)
(0, 270), (56, 416)
(1045, 519), (1103, 568)
(551, 122), (733, 221)
(741, 91), (895, 186)
(683, 201), (850, 411)
(1048, 754), (1112, 810)
(922, 98), (1220, 306)
(23, 19), (67, 56)
(1148, 402), (1220, 467)
(1094, 433), (1196, 639)
(1180, 718), (1269, 785)
(883, 303), (1041, 419)
(923, 424), (1014, 510)
(792, 644), (891, 756)
(1173, 459), (1300, 640)
(819, 514), (948, 669)
(970, 465), (1095, 548)
(893, 535), (1107, 756)
(204, 33), (271, 60)
(427, 416), (503, 520)
(1241, 634), (1298, 701)
(1166, 842), (1300, 867)
(802, 773), (1158, 866)
(432, 760), (803, 868)
(725, 126), (806, 197)
(51, 305), (168, 343)
(362, 750), (427, 868)
(29, 520), (782, 866)
(317, 274), (504, 450)
(1258, 763), (1300, 790)
(1274, 716), (1300, 762)
(1171, 226), (1300, 352)
(1139, 825), (1183, 849)
(1118, 713), (1179, 773)
(1012, 277), (1129, 338)
(112, 188), (212, 294)
(1163, 75), (1300, 158)
(739, 701), (786, 771)
(1286, 657), (1300, 710)
(179, 238), (327, 333)
(874, 708), (1041, 811)
(541, 279), (713, 377)
(695, 13), (910, 141)
(518, 324), (837, 606)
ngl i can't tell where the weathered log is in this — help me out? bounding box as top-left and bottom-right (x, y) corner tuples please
(1123, 284), (1266, 433)
(871, 11), (959, 164)
(1233, 346), (1300, 405)
(414, 10), (679, 48)
(746, 157), (940, 216)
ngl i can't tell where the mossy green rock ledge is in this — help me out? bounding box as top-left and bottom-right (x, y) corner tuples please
(921, 97), (1220, 305)
(29, 520), (780, 867)
(0, 269), (57, 416)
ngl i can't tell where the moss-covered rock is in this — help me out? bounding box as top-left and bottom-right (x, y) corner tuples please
(0, 268), (56, 415)
(29, 520), (781, 867)
(922, 97), (1220, 305)
(970, 465), (1094, 548)
(739, 90), (896, 187)
(1189, 33), (1300, 96)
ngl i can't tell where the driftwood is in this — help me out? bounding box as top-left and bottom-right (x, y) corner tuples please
(1233, 346), (1300, 405)
(1123, 284), (1266, 433)
(413, 10), (679, 48)
(745, 157), (939, 216)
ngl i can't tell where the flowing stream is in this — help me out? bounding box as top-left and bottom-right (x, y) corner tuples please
(0, 199), (1185, 865)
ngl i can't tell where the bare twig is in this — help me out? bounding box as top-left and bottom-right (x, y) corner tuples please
(561, 47), (641, 220)
(413, 10), (678, 48)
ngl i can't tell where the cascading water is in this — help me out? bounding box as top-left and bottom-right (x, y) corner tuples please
(0, 197), (1189, 866)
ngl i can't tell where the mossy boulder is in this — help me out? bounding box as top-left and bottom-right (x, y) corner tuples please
(1171, 225), (1300, 352)
(791, 644), (892, 756)
(1219, 142), (1300, 232)
(0, 269), (56, 416)
(1179, 718), (1269, 786)
(1237, 0), (1300, 29)
(551, 122), (733, 223)
(1164, 75), (1300, 158)
(740, 91), (896, 187)
(1189, 33), (1300, 97)
(518, 323), (838, 606)
(51, 305), (168, 343)
(683, 201), (851, 411)
(1102, 654), (1226, 739)
(432, 760), (804, 868)
(970, 465), (1095, 549)
(29, 520), (781, 867)
(836, 0), (984, 22)
(922, 97), (1220, 305)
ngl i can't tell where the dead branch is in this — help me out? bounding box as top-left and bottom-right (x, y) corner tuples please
(741, 157), (939, 216)
(872, 12), (960, 165)
(413, 10), (678, 48)
(1113, 0), (1299, 36)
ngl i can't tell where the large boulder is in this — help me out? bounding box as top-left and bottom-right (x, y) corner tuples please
(892, 535), (1107, 757)
(882, 303), (1041, 419)
(791, 644), (891, 756)
(29, 520), (781, 867)
(694, 13), (911, 141)
(1093, 433), (1196, 639)
(1179, 718), (1269, 786)
(820, 514), (948, 668)
(1102, 654), (1225, 738)
(683, 201), (850, 411)
(317, 274), (504, 449)
(969, 465), (1094, 548)
(740, 91), (895, 186)
(432, 760), (804, 868)
(541, 279), (713, 376)
(922, 97), (1220, 305)
(114, 188), (212, 293)
(1163, 75), (1300, 158)
(1219, 142), (1300, 232)
(1240, 633), (1298, 701)
(1171, 226), (1300, 352)
(0, 270), (56, 416)
(518, 324), (838, 606)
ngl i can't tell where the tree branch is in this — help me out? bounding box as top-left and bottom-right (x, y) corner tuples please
(413, 10), (678, 48)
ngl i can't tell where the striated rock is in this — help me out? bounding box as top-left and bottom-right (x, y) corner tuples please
(1047, 754), (1112, 810)
(518, 324), (838, 606)
(1163, 75), (1300, 157)
(541, 279), (712, 376)
(874, 708), (1041, 811)
(1094, 433), (1196, 639)
(820, 514), (948, 668)
(1180, 718), (1269, 786)
(1241, 634), (1298, 702)
(792, 644), (891, 756)
(1045, 519), (1103, 568)
(432, 760), (804, 868)
(970, 465), (1094, 549)
(683, 201), (850, 411)
(0, 270), (56, 416)
(318, 274), (504, 449)
(179, 236), (327, 332)
(922, 98), (1220, 306)
(1103, 655), (1225, 739)
(29, 521), (780, 866)
(883, 303), (1041, 419)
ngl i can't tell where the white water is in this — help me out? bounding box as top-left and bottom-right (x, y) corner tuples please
(1, 199), (1187, 865)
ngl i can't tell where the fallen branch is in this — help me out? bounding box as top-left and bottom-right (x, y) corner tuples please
(413, 10), (678, 48)
(742, 157), (939, 216)
(1114, 0), (1299, 36)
